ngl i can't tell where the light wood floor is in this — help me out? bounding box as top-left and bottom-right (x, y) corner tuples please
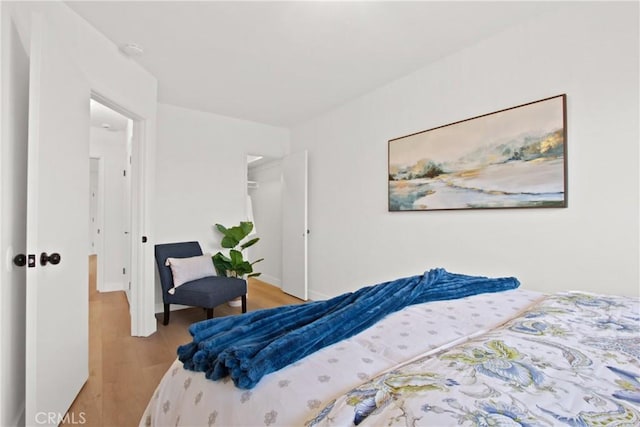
(64, 255), (303, 426)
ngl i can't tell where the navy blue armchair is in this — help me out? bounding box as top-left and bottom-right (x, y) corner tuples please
(155, 241), (247, 325)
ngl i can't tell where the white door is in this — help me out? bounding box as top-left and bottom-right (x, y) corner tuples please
(25, 14), (90, 426)
(281, 150), (308, 300)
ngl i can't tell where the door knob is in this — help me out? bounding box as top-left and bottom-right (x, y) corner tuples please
(40, 252), (61, 266)
(13, 254), (27, 267)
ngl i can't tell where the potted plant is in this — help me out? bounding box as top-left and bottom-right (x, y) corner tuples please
(212, 221), (263, 279)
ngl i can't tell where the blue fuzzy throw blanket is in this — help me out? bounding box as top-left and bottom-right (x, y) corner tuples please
(177, 268), (519, 389)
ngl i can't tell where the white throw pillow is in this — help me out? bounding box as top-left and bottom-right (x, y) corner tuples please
(165, 254), (215, 294)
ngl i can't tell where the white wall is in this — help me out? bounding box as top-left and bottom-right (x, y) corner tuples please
(90, 127), (128, 292)
(291, 2), (639, 300)
(248, 160), (283, 286)
(154, 103), (289, 307)
(0, 4), (29, 425)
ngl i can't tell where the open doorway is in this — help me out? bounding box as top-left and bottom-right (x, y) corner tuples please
(89, 99), (133, 295)
(245, 151), (309, 300)
(246, 154), (283, 288)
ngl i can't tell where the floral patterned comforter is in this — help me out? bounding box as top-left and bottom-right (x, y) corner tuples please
(309, 292), (640, 426)
(140, 289), (544, 426)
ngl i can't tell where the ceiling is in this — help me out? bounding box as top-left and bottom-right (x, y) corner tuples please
(68, 1), (565, 128)
(90, 99), (130, 131)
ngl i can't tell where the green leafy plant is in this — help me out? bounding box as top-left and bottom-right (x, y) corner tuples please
(212, 221), (263, 278)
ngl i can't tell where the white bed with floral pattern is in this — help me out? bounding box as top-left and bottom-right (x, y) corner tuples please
(140, 289), (639, 426)
(141, 289), (542, 426)
(310, 291), (640, 426)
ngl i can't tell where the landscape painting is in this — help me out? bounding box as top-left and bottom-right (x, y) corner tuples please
(388, 95), (567, 211)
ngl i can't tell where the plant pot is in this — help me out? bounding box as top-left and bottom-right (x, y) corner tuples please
(228, 283), (248, 308)
(228, 297), (242, 308)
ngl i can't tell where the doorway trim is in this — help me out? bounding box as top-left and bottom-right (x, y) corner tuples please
(90, 91), (153, 336)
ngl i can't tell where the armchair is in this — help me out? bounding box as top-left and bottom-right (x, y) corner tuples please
(155, 241), (247, 325)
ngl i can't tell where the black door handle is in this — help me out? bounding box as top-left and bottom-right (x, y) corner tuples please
(40, 252), (61, 266)
(13, 254), (27, 267)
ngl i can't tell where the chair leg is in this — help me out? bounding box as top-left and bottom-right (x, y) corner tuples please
(163, 304), (170, 325)
(206, 308), (214, 319)
(241, 294), (247, 313)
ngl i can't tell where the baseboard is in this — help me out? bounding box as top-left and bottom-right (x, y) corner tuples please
(308, 289), (330, 302)
(97, 281), (126, 293)
(154, 303), (192, 314)
(258, 274), (281, 288)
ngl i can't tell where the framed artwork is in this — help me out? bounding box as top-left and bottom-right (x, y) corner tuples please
(388, 94), (567, 211)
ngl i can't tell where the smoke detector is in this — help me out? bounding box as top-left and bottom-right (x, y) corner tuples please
(120, 43), (144, 57)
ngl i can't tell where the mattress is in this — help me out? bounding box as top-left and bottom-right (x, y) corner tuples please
(311, 291), (640, 426)
(141, 288), (544, 426)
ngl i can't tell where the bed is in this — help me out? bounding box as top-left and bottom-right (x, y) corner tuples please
(141, 277), (639, 426)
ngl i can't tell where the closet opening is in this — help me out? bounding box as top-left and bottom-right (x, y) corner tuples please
(246, 154), (283, 288)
